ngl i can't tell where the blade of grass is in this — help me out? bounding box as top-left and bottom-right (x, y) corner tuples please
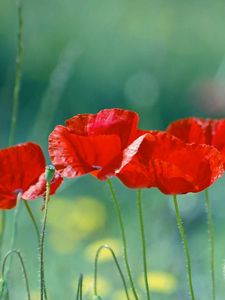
(31, 42), (83, 144)
(8, 0), (24, 147)
(0, 0), (24, 262)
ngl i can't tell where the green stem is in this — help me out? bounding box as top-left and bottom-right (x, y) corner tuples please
(75, 274), (83, 300)
(0, 212), (6, 260)
(40, 183), (50, 300)
(23, 200), (40, 241)
(8, 0), (24, 146)
(2, 249), (31, 300)
(10, 195), (21, 249)
(5, 194), (21, 279)
(107, 179), (139, 300)
(1, 0), (24, 263)
(94, 245), (130, 300)
(137, 190), (150, 300)
(23, 200), (48, 300)
(205, 189), (215, 300)
(173, 195), (195, 300)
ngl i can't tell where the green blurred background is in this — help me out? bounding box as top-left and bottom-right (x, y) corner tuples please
(1, 0), (225, 299)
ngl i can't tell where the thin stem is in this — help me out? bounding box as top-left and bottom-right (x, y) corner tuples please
(23, 200), (48, 300)
(2, 249), (31, 300)
(205, 189), (216, 300)
(75, 274), (83, 300)
(94, 245), (130, 300)
(8, 0), (24, 146)
(1, 0), (24, 262)
(173, 195), (195, 300)
(0, 212), (6, 260)
(137, 190), (150, 300)
(40, 183), (50, 300)
(79, 275), (82, 300)
(107, 179), (139, 300)
(10, 196), (21, 251)
(23, 200), (40, 241)
(5, 194), (21, 279)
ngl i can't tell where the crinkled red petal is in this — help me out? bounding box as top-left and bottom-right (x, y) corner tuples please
(65, 108), (139, 148)
(211, 120), (225, 162)
(167, 117), (225, 166)
(22, 171), (63, 200)
(48, 125), (122, 178)
(167, 118), (210, 144)
(117, 132), (224, 194)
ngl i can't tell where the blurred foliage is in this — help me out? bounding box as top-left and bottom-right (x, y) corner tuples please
(1, 0), (225, 299)
(2, 0), (225, 148)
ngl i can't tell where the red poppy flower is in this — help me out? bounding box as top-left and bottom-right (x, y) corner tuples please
(0, 142), (63, 209)
(167, 117), (225, 166)
(116, 131), (224, 194)
(48, 108), (141, 179)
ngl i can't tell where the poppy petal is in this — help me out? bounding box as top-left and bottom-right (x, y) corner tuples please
(210, 120), (225, 158)
(0, 191), (18, 209)
(22, 172), (63, 200)
(0, 142), (46, 208)
(48, 125), (122, 178)
(167, 118), (209, 144)
(167, 117), (225, 166)
(49, 109), (141, 180)
(117, 132), (224, 194)
(65, 108), (139, 148)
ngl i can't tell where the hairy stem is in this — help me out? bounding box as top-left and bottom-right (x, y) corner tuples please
(2, 249), (31, 300)
(205, 189), (216, 300)
(40, 183), (50, 300)
(173, 195), (195, 300)
(107, 179), (139, 300)
(23, 200), (48, 299)
(94, 244), (130, 299)
(137, 190), (150, 300)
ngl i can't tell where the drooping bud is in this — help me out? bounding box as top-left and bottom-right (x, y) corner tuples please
(45, 165), (55, 184)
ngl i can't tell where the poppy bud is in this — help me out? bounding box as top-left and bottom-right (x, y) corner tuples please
(45, 165), (55, 184)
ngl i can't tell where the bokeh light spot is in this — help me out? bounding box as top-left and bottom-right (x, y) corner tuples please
(139, 271), (177, 294)
(48, 196), (107, 254)
(112, 288), (136, 300)
(125, 71), (159, 108)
